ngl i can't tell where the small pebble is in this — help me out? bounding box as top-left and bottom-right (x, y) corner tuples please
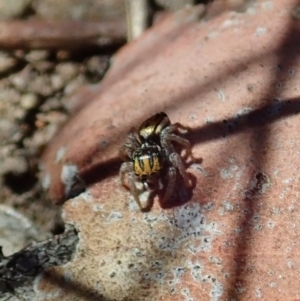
(25, 50), (49, 63)
(1, 156), (28, 174)
(20, 93), (39, 110)
(0, 52), (17, 74)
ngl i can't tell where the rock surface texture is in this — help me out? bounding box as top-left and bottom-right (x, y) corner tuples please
(40, 1), (300, 300)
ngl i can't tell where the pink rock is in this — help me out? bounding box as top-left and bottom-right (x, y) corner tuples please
(39, 1), (300, 300)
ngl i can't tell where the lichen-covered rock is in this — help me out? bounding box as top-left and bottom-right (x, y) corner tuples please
(0, 205), (48, 256)
(39, 1), (300, 300)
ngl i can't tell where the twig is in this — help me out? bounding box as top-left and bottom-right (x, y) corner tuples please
(0, 19), (126, 50)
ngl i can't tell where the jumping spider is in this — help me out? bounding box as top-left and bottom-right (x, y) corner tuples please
(120, 112), (195, 211)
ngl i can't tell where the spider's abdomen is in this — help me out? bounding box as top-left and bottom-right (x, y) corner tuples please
(133, 150), (162, 177)
(138, 112), (170, 141)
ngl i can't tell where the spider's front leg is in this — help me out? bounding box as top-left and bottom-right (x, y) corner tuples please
(161, 124), (195, 161)
(119, 162), (143, 210)
(119, 133), (140, 161)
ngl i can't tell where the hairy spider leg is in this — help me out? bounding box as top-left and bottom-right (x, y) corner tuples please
(119, 132), (140, 161)
(162, 165), (176, 204)
(161, 124), (196, 161)
(119, 161), (143, 210)
(169, 152), (191, 187)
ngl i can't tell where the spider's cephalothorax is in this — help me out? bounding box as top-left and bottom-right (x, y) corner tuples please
(120, 112), (194, 211)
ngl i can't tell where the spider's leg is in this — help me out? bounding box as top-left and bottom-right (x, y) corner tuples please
(127, 172), (143, 210)
(161, 125), (195, 161)
(120, 162), (143, 210)
(119, 132), (140, 160)
(169, 152), (191, 187)
(120, 162), (133, 187)
(173, 122), (191, 133)
(168, 134), (195, 161)
(162, 165), (176, 204)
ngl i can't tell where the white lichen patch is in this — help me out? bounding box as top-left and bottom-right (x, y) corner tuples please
(41, 173), (51, 189)
(221, 18), (243, 29)
(220, 168), (234, 179)
(186, 260), (223, 301)
(205, 116), (214, 123)
(81, 190), (93, 203)
(203, 202), (214, 212)
(61, 164), (78, 195)
(154, 203), (220, 255)
(267, 220), (275, 229)
(136, 203), (222, 299)
(222, 200), (235, 212)
(270, 207), (282, 215)
(236, 106), (253, 117)
(209, 256), (222, 265)
(255, 287), (262, 298)
(60, 163), (85, 198)
(92, 204), (103, 212)
(181, 287), (195, 301)
(70, 200), (224, 301)
(261, 1), (273, 10)
(220, 163), (240, 180)
(269, 281), (277, 288)
(246, 6), (257, 15)
(216, 89), (226, 102)
(287, 260), (294, 269)
(282, 177), (293, 184)
(207, 30), (219, 40)
(55, 146), (66, 163)
(256, 26), (267, 37)
(106, 211), (123, 222)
